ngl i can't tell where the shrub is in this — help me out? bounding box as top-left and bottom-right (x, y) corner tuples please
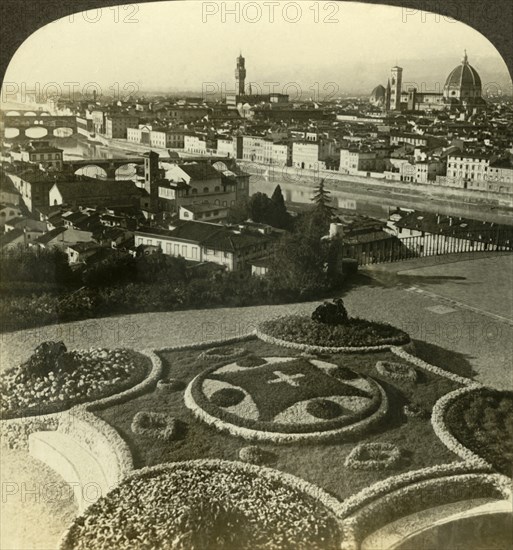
(19, 341), (67, 379)
(131, 412), (183, 442)
(341, 258), (358, 277)
(312, 299), (349, 325)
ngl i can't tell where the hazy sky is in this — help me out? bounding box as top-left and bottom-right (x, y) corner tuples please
(3, 0), (511, 96)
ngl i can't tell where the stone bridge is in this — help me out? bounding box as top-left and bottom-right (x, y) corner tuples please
(1, 110), (78, 136)
(63, 157), (145, 179)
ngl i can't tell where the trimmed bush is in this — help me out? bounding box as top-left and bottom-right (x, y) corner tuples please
(312, 299), (349, 325)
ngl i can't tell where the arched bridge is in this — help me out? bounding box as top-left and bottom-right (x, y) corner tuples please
(63, 157), (145, 179)
(1, 110), (78, 137)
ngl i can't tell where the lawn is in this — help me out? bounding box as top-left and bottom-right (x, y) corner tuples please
(96, 337), (461, 502)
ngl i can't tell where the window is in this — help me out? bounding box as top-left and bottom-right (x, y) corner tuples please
(183, 211), (189, 217)
(174, 244), (179, 255)
(203, 187), (209, 193)
(166, 243), (172, 254)
(192, 189), (198, 194)
(214, 186), (220, 192)
(181, 245), (187, 257)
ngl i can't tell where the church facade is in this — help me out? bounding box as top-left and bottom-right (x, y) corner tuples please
(370, 52), (486, 113)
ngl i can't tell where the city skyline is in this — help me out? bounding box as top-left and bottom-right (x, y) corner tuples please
(2, 1), (512, 98)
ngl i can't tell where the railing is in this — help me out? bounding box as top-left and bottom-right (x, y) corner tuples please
(343, 232), (513, 266)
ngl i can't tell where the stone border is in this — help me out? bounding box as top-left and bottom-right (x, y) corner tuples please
(390, 346), (481, 388)
(184, 377), (389, 444)
(256, 327), (405, 354)
(1, 349), (162, 487)
(58, 458), (347, 550)
(339, 469), (511, 550)
(431, 386), (494, 468)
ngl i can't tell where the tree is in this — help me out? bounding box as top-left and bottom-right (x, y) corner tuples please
(310, 179), (337, 236)
(270, 185), (292, 229)
(267, 231), (329, 298)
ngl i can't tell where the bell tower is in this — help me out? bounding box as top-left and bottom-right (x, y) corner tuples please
(235, 53), (246, 96)
(390, 66), (403, 111)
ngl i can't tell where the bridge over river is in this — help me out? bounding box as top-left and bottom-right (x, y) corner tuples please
(0, 109), (78, 137)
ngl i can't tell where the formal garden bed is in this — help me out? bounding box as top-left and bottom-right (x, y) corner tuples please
(95, 335), (462, 502)
(0, 342), (151, 419)
(444, 388), (513, 477)
(60, 460), (343, 550)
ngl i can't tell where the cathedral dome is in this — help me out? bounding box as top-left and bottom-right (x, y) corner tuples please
(443, 51), (482, 102)
(370, 84), (386, 106)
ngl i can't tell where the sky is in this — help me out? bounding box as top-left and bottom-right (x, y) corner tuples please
(2, 0), (511, 98)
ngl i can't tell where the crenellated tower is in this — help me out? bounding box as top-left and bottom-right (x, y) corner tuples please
(235, 53), (246, 95)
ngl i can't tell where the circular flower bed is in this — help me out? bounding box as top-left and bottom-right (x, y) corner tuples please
(185, 356), (386, 442)
(0, 348), (149, 419)
(444, 388), (513, 477)
(60, 460), (342, 550)
(157, 378), (186, 393)
(199, 346), (248, 361)
(131, 412), (182, 442)
(345, 443), (401, 471)
(259, 315), (410, 349)
(375, 361), (417, 382)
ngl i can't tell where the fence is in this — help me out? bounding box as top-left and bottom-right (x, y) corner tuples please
(343, 232), (513, 266)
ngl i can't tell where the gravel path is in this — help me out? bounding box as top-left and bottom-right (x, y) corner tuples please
(2, 278), (512, 390)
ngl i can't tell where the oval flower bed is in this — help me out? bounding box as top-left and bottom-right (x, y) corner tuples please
(259, 315), (410, 349)
(345, 442), (402, 471)
(0, 348), (150, 419)
(131, 411), (183, 442)
(375, 361), (417, 382)
(60, 460), (342, 550)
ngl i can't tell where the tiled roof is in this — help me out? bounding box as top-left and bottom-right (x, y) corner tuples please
(0, 228), (25, 248)
(178, 163), (221, 180)
(54, 180), (140, 201)
(35, 227), (67, 245)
